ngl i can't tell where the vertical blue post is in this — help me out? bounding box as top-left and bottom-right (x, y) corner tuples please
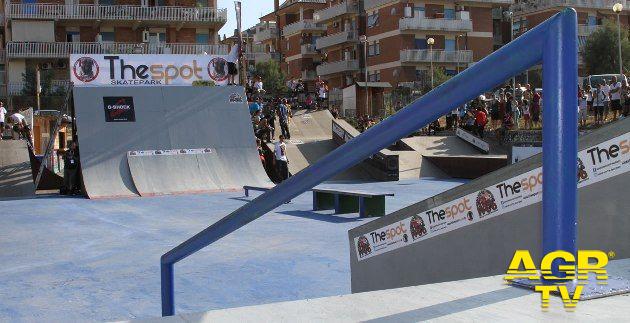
(542, 9), (578, 278)
(161, 261), (174, 316)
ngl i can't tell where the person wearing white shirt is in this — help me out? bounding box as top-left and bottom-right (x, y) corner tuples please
(0, 102), (6, 140)
(601, 81), (611, 121)
(274, 135), (289, 182)
(609, 76), (622, 120)
(578, 88), (588, 127)
(593, 84), (606, 125)
(254, 77), (264, 93)
(9, 112), (29, 140)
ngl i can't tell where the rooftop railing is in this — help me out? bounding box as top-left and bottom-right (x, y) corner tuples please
(6, 3), (227, 24)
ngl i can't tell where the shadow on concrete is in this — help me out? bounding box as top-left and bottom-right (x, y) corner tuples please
(278, 210), (362, 224)
(364, 287), (530, 323)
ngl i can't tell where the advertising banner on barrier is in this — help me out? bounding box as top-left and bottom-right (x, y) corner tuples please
(354, 132), (630, 261)
(70, 54), (233, 87)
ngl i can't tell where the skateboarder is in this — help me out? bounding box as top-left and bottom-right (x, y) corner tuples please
(274, 135), (289, 182)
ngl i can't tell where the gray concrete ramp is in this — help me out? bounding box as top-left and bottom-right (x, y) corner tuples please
(73, 86), (271, 198)
(349, 119), (630, 293)
(0, 140), (36, 198)
(287, 109), (333, 141)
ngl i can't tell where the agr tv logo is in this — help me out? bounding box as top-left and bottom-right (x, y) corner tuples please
(504, 250), (609, 310)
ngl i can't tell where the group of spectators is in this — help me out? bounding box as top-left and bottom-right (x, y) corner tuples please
(248, 92), (293, 183)
(580, 76), (629, 127)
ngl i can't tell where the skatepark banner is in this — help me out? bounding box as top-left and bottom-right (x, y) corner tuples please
(354, 132), (630, 261)
(70, 54), (233, 87)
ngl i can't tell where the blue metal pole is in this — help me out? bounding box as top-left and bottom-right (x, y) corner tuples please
(542, 9), (578, 278)
(160, 10), (577, 315)
(161, 261), (174, 316)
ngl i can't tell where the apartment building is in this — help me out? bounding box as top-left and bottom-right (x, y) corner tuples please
(1, 0), (227, 105)
(363, 0), (512, 89)
(314, 0), (363, 90)
(258, 0), (327, 87)
(511, 0), (629, 74)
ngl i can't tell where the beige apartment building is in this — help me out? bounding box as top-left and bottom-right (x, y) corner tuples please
(0, 0), (227, 107)
(511, 0), (629, 75)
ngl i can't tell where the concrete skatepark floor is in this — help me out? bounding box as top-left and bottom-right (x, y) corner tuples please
(0, 178), (464, 321)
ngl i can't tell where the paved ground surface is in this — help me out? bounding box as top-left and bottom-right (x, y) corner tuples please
(134, 259), (630, 322)
(0, 178), (464, 322)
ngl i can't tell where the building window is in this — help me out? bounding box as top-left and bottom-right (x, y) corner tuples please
(196, 0), (206, 7)
(445, 39), (455, 51)
(99, 0), (114, 5)
(414, 38), (427, 50)
(66, 31), (80, 43)
(100, 32), (115, 42)
(196, 33), (209, 44)
(414, 7), (424, 18)
(367, 11), (379, 28)
(587, 16), (597, 26)
(444, 9), (455, 20)
(368, 41), (380, 56)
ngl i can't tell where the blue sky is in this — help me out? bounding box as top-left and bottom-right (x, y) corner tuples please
(218, 0), (275, 38)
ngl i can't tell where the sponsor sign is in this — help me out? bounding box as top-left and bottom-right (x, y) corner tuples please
(103, 97), (135, 122)
(354, 133), (630, 261)
(456, 127), (490, 153)
(71, 54), (233, 87)
(127, 148), (213, 156)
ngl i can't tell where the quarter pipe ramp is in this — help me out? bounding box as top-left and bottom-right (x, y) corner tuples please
(0, 140), (36, 198)
(73, 86), (271, 198)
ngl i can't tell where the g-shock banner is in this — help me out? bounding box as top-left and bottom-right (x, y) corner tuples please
(354, 133), (630, 261)
(103, 96), (135, 122)
(71, 54), (233, 86)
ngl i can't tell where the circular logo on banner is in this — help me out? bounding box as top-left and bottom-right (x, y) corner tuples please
(207, 57), (229, 82)
(72, 57), (99, 83)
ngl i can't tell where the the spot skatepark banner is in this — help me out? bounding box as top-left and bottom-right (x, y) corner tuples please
(70, 54), (233, 86)
(354, 132), (630, 261)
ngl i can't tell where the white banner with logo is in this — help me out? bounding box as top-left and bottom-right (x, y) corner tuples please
(355, 132), (630, 261)
(70, 54), (235, 87)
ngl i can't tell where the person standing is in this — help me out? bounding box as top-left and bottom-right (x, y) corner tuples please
(602, 80), (611, 122)
(0, 102), (6, 140)
(277, 98), (291, 140)
(593, 83), (605, 125)
(609, 76), (622, 121)
(274, 135), (289, 182)
(474, 106), (487, 138)
(578, 88), (588, 127)
(63, 142), (80, 195)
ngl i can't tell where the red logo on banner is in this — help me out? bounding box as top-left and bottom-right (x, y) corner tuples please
(73, 57), (99, 82)
(207, 57), (229, 82)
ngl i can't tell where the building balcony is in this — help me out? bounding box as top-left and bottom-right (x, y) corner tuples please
(578, 24), (601, 36)
(282, 19), (325, 37)
(316, 59), (360, 76)
(7, 80), (70, 95)
(301, 44), (318, 55)
(6, 3), (227, 26)
(400, 49), (473, 64)
(302, 70), (317, 81)
(315, 30), (358, 50)
(314, 1), (359, 23)
(279, 0), (327, 10)
(6, 42), (228, 59)
(254, 27), (279, 43)
(512, 0), (628, 14)
(399, 17), (473, 32)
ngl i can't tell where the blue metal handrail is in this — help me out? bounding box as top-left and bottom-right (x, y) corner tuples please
(161, 9), (577, 316)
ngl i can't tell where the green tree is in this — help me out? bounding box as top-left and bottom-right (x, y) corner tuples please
(252, 60), (287, 96)
(583, 19), (630, 75)
(423, 67), (452, 93)
(20, 66), (56, 97)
